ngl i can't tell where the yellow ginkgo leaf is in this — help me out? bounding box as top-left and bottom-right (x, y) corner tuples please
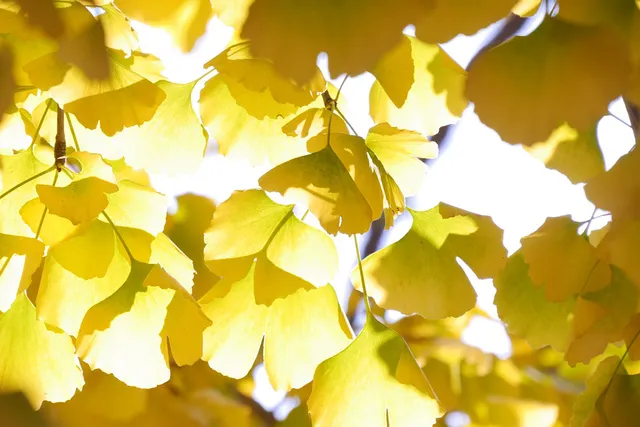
(207, 44), (326, 108)
(0, 145), (60, 237)
(115, 0), (212, 52)
(307, 313), (442, 427)
(36, 152), (118, 225)
(494, 253), (575, 352)
(370, 36), (467, 137)
(204, 190), (337, 287)
(0, 234), (43, 312)
(585, 147), (640, 221)
(26, 49), (166, 135)
(414, 0), (517, 44)
(573, 355), (640, 426)
(0, 105), (32, 154)
(0, 293), (84, 408)
(200, 264), (352, 390)
(14, 0), (63, 37)
(281, 107), (348, 139)
(353, 205), (506, 319)
(0, 392), (49, 427)
(521, 216), (611, 302)
(36, 219), (131, 336)
(524, 123), (605, 184)
(597, 219), (640, 287)
(100, 4), (139, 56)
(259, 132), (383, 235)
(76, 261), (210, 388)
(102, 179), (167, 236)
(365, 123), (438, 196)
(565, 267), (637, 366)
(109, 80), (208, 175)
(165, 194), (217, 299)
(240, 0), (433, 83)
(466, 18), (631, 145)
(200, 74), (313, 165)
(42, 368), (148, 425)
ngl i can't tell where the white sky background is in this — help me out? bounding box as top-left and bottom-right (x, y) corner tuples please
(132, 9), (636, 418)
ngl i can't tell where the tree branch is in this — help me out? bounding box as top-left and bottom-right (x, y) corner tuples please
(54, 104), (66, 170)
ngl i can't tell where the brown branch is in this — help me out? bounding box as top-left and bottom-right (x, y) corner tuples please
(54, 104), (66, 170)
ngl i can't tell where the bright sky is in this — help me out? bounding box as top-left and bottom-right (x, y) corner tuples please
(131, 11), (636, 418)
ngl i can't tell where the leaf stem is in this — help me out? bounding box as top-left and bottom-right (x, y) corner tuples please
(65, 112), (80, 151)
(54, 104), (66, 170)
(0, 166), (56, 202)
(30, 99), (53, 148)
(353, 234), (372, 316)
(335, 106), (358, 136)
(101, 211), (135, 262)
(35, 169), (59, 239)
(301, 209), (310, 221)
(582, 207), (599, 235)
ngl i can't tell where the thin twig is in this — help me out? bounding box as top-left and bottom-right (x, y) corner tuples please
(54, 104), (66, 171)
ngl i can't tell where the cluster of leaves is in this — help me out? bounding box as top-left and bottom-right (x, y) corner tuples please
(1, 0), (640, 426)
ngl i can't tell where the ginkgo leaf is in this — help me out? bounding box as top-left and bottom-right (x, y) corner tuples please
(307, 313), (442, 427)
(0, 392), (49, 427)
(199, 74), (311, 166)
(573, 355), (640, 426)
(200, 264), (352, 390)
(524, 123), (605, 184)
(43, 368), (148, 425)
(102, 179), (167, 236)
(36, 219), (131, 336)
(207, 44), (326, 108)
(466, 18), (631, 145)
(212, 0), (253, 29)
(512, 0), (541, 16)
(259, 132), (383, 235)
(25, 49), (166, 135)
(494, 253), (575, 351)
(353, 205), (506, 319)
(566, 267), (637, 366)
(0, 145), (60, 237)
(240, 0), (433, 83)
(0, 41), (15, 120)
(370, 36), (467, 136)
(281, 107), (348, 139)
(76, 261), (210, 388)
(585, 147), (640, 221)
(109, 80), (208, 175)
(100, 3), (139, 56)
(115, 0), (212, 51)
(414, 0), (517, 44)
(204, 190), (337, 288)
(36, 152), (118, 225)
(14, 0), (63, 38)
(521, 216), (611, 302)
(0, 293), (84, 408)
(365, 123), (438, 196)
(0, 234), (43, 312)
(0, 105), (32, 153)
(165, 194), (217, 299)
(597, 219), (640, 287)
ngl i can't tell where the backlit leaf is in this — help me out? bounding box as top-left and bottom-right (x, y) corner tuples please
(521, 216), (611, 302)
(241, 0), (433, 83)
(114, 0), (212, 51)
(307, 313), (442, 427)
(0, 293), (83, 408)
(414, 0), (518, 43)
(259, 132), (383, 235)
(370, 36), (467, 136)
(353, 205), (505, 319)
(76, 261), (210, 388)
(0, 234), (43, 312)
(200, 265), (352, 390)
(466, 18), (631, 144)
